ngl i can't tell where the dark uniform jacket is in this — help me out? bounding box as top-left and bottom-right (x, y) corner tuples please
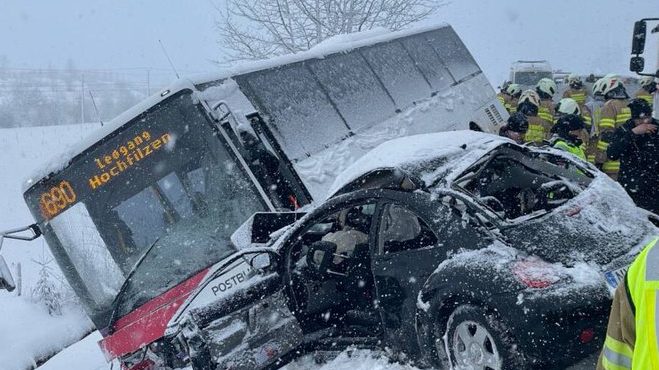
(606, 118), (659, 214)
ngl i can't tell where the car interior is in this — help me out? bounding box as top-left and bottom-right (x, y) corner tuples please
(454, 146), (592, 221)
(287, 203), (381, 334)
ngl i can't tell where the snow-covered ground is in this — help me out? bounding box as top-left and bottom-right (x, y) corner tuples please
(38, 330), (596, 370)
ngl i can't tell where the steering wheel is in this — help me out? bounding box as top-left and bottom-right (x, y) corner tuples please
(304, 241), (338, 279)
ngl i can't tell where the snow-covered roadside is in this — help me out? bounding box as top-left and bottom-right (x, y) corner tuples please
(0, 299), (92, 369)
(38, 331), (419, 370)
(38, 331), (596, 370)
(37, 332), (111, 370)
(0, 124), (99, 370)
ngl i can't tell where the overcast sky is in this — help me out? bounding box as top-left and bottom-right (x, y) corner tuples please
(0, 0), (657, 84)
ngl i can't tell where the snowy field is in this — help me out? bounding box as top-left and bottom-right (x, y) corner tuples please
(0, 123), (599, 370)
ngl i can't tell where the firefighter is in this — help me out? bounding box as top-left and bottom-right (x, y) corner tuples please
(504, 83), (522, 113)
(593, 75), (631, 180)
(635, 76), (656, 108)
(518, 89), (552, 144)
(606, 98), (659, 215)
(562, 74), (588, 106)
(496, 81), (513, 109)
(549, 114), (586, 160)
(555, 98), (592, 148)
(535, 78), (557, 124)
(499, 112), (528, 144)
(597, 236), (659, 370)
(584, 78), (606, 163)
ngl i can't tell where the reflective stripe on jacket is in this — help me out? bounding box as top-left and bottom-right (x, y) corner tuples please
(497, 93), (516, 114)
(634, 90), (654, 107)
(523, 115), (553, 144)
(563, 87), (588, 105)
(552, 139), (586, 160)
(538, 99), (555, 123)
(598, 237), (659, 370)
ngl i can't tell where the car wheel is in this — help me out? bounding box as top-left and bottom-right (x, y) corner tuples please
(438, 304), (525, 370)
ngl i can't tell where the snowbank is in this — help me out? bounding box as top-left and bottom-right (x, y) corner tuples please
(0, 297), (92, 370)
(38, 332), (113, 370)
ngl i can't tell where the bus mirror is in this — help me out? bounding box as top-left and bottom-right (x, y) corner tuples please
(630, 56), (645, 73)
(0, 256), (16, 292)
(632, 21), (647, 55)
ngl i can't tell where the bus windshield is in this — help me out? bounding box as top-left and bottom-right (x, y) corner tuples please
(23, 90), (266, 328)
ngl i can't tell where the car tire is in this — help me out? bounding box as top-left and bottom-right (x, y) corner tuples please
(436, 304), (526, 370)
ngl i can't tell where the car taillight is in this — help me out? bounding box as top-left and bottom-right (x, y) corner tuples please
(579, 328), (595, 344)
(512, 258), (563, 288)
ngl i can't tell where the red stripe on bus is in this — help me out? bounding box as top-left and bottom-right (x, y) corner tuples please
(98, 268), (209, 361)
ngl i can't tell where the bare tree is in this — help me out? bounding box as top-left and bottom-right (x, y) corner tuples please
(215, 0), (446, 61)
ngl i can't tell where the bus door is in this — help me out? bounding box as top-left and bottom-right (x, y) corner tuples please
(209, 101), (312, 210)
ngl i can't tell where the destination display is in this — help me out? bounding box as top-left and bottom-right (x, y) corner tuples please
(25, 90), (209, 222)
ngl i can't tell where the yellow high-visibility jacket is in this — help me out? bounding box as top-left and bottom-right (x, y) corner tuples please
(523, 115), (553, 144)
(563, 87), (588, 105)
(598, 237), (659, 370)
(634, 89), (654, 108)
(596, 99), (631, 179)
(538, 99), (555, 124)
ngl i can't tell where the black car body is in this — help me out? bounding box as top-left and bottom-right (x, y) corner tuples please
(163, 131), (658, 370)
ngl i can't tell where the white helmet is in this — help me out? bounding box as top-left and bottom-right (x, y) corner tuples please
(596, 75), (625, 97)
(592, 78), (604, 96)
(567, 74), (581, 84)
(505, 83), (522, 97)
(639, 76), (656, 88)
(518, 89), (540, 107)
(555, 98), (581, 116)
(536, 78), (557, 97)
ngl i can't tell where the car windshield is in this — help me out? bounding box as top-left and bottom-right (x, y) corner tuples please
(23, 90), (266, 328)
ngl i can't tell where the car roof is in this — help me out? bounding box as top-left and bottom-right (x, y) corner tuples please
(327, 131), (508, 198)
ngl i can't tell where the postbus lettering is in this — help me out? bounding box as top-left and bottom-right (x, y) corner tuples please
(210, 269), (251, 296)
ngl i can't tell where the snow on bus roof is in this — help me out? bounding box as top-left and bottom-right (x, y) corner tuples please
(327, 131), (506, 197)
(189, 22), (450, 86)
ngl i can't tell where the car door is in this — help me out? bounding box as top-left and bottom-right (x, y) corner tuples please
(370, 192), (490, 356)
(283, 198), (380, 335)
(371, 193), (459, 354)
